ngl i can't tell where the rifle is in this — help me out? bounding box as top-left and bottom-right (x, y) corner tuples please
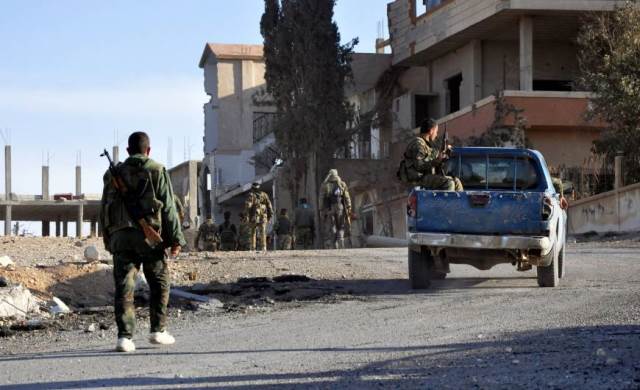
(100, 149), (163, 249)
(439, 124), (451, 176)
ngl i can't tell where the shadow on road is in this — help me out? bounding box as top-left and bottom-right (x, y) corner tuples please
(1, 325), (638, 389)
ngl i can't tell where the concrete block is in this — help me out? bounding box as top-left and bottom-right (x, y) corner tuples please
(0, 285), (40, 318)
(83, 246), (100, 262)
(0, 255), (14, 268)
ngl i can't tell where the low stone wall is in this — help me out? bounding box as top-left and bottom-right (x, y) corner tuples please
(568, 182), (640, 235)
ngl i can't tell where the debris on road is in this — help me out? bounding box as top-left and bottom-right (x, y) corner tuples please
(0, 285), (40, 318)
(49, 297), (71, 315)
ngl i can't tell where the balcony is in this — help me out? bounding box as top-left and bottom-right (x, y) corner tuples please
(439, 90), (607, 167)
(388, 0), (624, 66)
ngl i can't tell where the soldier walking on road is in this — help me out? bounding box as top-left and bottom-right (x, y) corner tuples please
(100, 131), (185, 353)
(294, 198), (315, 249)
(218, 211), (237, 251)
(397, 118), (463, 191)
(195, 218), (219, 252)
(244, 182), (273, 251)
(273, 208), (293, 250)
(321, 169), (352, 249)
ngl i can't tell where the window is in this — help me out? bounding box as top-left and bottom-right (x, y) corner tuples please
(252, 112), (278, 142)
(445, 155), (541, 190)
(414, 94), (431, 128)
(423, 0), (443, 11)
(446, 73), (462, 114)
(533, 80), (573, 92)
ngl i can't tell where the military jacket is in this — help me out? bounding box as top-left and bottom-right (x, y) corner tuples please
(322, 180), (352, 212)
(294, 206), (315, 228)
(244, 190), (273, 224)
(100, 154), (186, 253)
(402, 137), (440, 181)
(274, 215), (292, 235)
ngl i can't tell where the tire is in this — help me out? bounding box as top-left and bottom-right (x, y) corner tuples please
(432, 271), (447, 280)
(408, 247), (432, 289)
(537, 245), (559, 287)
(558, 245), (566, 279)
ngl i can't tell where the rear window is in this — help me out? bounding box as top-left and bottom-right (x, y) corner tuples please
(445, 155), (541, 190)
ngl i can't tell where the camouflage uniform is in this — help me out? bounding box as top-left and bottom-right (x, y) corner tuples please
(195, 220), (219, 251)
(399, 136), (463, 191)
(100, 153), (185, 339)
(218, 219), (237, 251)
(294, 201), (315, 250)
(273, 212), (293, 250)
(244, 185), (273, 251)
(321, 170), (352, 249)
(237, 215), (252, 251)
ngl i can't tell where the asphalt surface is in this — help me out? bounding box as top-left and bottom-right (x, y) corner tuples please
(1, 245), (639, 389)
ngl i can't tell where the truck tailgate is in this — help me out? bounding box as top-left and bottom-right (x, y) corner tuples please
(413, 191), (547, 235)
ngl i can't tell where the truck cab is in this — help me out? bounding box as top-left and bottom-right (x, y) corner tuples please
(407, 147), (567, 288)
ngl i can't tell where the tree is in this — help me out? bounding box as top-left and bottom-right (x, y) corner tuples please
(467, 90), (529, 148)
(576, 1), (640, 184)
(260, 0), (358, 241)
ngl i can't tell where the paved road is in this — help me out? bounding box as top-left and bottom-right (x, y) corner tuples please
(1, 246), (639, 389)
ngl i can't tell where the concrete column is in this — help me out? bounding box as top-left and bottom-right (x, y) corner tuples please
(90, 220), (97, 237)
(75, 166), (81, 197)
(55, 220), (61, 237)
(4, 205), (11, 236)
(4, 145), (11, 236)
(614, 153), (624, 189)
(42, 221), (50, 237)
(519, 15), (533, 91)
(97, 221), (103, 237)
(63, 221), (68, 237)
(5, 145), (11, 200)
(112, 146), (120, 164)
(42, 166), (49, 200)
(375, 38), (385, 54)
(76, 204), (83, 238)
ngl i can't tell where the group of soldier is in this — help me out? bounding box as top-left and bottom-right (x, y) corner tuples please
(193, 182), (332, 252)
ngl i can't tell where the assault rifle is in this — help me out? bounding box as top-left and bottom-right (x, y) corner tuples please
(439, 124), (451, 176)
(100, 149), (163, 249)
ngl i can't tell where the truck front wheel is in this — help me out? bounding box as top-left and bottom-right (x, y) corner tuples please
(536, 245), (559, 287)
(408, 247), (438, 289)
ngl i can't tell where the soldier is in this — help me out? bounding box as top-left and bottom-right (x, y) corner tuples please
(244, 182), (273, 251)
(320, 169), (352, 249)
(397, 118), (463, 191)
(237, 212), (252, 251)
(194, 217), (219, 252)
(294, 198), (315, 249)
(218, 211), (237, 251)
(273, 208), (293, 250)
(552, 177), (570, 210)
(100, 131), (185, 352)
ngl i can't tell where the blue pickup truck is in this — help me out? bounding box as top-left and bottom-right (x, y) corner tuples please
(407, 147), (567, 288)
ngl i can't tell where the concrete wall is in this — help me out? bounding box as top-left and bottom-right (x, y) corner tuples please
(482, 41), (579, 96)
(568, 182), (640, 234)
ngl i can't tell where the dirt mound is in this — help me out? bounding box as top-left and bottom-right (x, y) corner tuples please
(0, 262), (114, 308)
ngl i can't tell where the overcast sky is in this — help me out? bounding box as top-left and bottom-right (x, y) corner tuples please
(0, 0), (390, 204)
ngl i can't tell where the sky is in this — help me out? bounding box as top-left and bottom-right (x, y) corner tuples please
(0, 0), (391, 203)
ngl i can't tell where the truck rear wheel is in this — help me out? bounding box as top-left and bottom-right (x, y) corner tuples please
(558, 245), (566, 279)
(408, 247), (432, 289)
(537, 245), (559, 287)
